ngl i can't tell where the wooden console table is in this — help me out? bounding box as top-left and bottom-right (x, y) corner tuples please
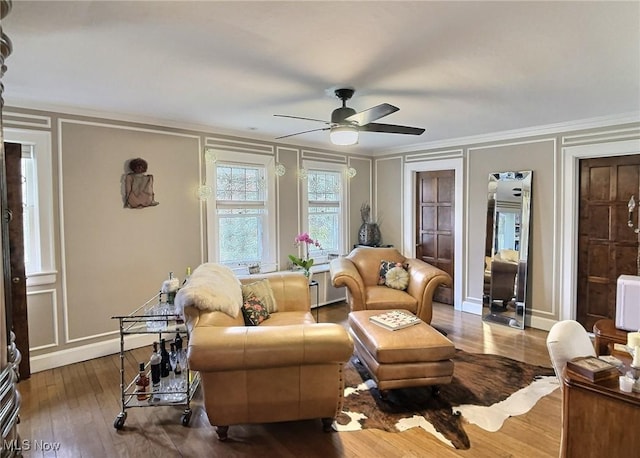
(562, 358), (640, 457)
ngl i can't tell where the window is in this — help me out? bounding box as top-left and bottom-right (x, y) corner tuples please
(207, 151), (277, 271)
(216, 164), (266, 264)
(4, 129), (55, 285)
(303, 162), (348, 263)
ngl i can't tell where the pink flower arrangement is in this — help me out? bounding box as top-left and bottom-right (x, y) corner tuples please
(289, 232), (322, 276)
(294, 232), (322, 249)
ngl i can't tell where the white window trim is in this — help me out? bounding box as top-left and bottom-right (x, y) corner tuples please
(4, 128), (56, 286)
(206, 150), (278, 272)
(301, 160), (348, 264)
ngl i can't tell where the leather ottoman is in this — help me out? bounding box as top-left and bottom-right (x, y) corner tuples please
(348, 310), (455, 390)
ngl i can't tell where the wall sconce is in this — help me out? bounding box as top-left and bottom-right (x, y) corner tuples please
(275, 163), (286, 177)
(629, 196), (639, 233)
(628, 195), (640, 276)
(298, 168), (308, 180)
(204, 149), (217, 164)
(197, 184), (212, 201)
(346, 167), (357, 179)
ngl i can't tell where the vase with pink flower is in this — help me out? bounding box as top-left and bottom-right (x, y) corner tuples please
(289, 232), (322, 281)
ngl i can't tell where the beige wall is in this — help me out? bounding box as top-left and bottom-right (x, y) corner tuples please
(276, 146), (301, 265)
(60, 121), (202, 340)
(374, 123), (640, 330)
(348, 156), (373, 246)
(5, 107), (371, 372)
(467, 140), (556, 321)
(375, 156), (404, 248)
(5, 105), (640, 370)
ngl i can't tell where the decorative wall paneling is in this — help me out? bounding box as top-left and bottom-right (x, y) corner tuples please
(562, 126), (640, 146)
(3, 111), (51, 129)
(205, 136), (274, 155)
(467, 138), (557, 329)
(405, 149), (464, 163)
(301, 149), (348, 163)
(3, 106), (637, 373)
(375, 156), (404, 251)
(57, 120), (202, 347)
(347, 156), (372, 249)
(26, 289), (57, 350)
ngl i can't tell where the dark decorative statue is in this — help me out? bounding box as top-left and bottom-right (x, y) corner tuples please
(358, 203), (381, 246)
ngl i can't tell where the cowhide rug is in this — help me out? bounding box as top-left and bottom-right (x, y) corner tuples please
(334, 350), (558, 450)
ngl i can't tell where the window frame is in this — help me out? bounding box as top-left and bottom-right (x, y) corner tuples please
(206, 150), (277, 272)
(4, 128), (56, 286)
(301, 161), (348, 265)
(21, 145), (38, 273)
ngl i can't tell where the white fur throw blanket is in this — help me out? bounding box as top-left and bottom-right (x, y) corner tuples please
(174, 263), (242, 318)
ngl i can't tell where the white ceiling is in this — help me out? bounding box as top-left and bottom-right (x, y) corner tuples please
(3, 1), (640, 154)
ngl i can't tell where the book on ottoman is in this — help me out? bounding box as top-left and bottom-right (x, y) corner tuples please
(369, 310), (421, 331)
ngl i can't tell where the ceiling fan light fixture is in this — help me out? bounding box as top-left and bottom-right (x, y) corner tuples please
(330, 125), (359, 146)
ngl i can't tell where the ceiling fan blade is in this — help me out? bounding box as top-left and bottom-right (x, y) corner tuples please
(345, 103), (399, 126)
(275, 127), (330, 140)
(360, 123), (426, 135)
(274, 114), (330, 124)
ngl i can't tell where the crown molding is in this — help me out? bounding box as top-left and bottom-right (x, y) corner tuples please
(378, 111), (640, 157)
(4, 98), (374, 158)
(6, 98), (639, 159)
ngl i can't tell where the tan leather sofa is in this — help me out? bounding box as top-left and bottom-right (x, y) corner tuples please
(330, 247), (452, 324)
(183, 271), (354, 441)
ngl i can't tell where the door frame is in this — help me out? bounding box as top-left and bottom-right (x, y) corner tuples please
(560, 139), (640, 321)
(403, 157), (464, 310)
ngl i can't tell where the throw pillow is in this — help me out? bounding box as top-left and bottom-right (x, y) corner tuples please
(241, 292), (270, 326)
(385, 266), (410, 290)
(379, 260), (407, 285)
(241, 279), (278, 313)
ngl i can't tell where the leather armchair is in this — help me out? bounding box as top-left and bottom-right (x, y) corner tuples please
(489, 259), (518, 306)
(184, 271), (354, 440)
(329, 247), (452, 324)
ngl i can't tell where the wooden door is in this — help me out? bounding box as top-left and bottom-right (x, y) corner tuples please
(416, 170), (454, 304)
(4, 142), (29, 379)
(577, 155), (640, 331)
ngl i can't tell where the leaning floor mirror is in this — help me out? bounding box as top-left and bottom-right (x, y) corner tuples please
(482, 171), (532, 329)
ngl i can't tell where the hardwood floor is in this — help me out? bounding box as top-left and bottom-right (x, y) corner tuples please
(16, 303), (561, 457)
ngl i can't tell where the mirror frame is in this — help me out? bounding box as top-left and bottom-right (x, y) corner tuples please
(482, 170), (532, 329)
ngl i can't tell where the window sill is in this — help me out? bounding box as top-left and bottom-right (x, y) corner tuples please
(310, 264), (330, 273)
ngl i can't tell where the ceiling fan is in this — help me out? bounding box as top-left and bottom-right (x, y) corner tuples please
(274, 88), (426, 146)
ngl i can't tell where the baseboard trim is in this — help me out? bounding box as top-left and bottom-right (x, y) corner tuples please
(528, 315), (557, 332)
(462, 298), (483, 315)
(30, 333), (156, 373)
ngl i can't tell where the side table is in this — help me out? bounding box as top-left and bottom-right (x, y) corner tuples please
(593, 319), (628, 356)
(562, 362), (640, 457)
(309, 280), (319, 322)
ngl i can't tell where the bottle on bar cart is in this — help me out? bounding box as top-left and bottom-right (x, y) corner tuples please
(135, 362), (149, 401)
(149, 342), (162, 402)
